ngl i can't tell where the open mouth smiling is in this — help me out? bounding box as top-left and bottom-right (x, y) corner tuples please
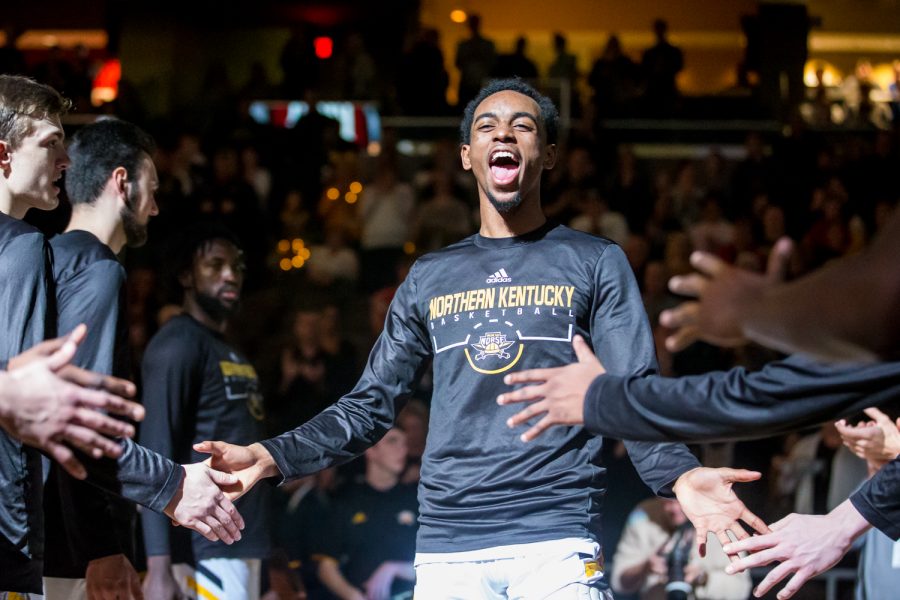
(489, 149), (520, 186)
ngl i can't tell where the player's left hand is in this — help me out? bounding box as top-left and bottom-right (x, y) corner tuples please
(498, 335), (605, 441)
(364, 561), (399, 600)
(672, 467), (770, 558)
(722, 500), (870, 599)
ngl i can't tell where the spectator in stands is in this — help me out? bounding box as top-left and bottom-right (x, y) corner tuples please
(398, 27), (449, 116)
(548, 32), (578, 90)
(358, 151), (415, 291)
(492, 36), (538, 80)
(640, 19), (684, 116)
(454, 14), (496, 108)
(413, 166), (473, 253)
(611, 498), (752, 600)
(588, 34), (639, 118)
(316, 428), (418, 600)
(307, 224), (360, 290)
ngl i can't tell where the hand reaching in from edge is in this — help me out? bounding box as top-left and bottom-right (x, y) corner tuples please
(673, 467), (770, 558)
(164, 462), (245, 543)
(660, 237), (793, 352)
(498, 334), (604, 441)
(722, 500), (870, 599)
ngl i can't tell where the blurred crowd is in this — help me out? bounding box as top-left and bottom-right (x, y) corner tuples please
(4, 13), (900, 600)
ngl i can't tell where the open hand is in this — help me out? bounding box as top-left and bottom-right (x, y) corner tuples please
(673, 467), (770, 558)
(498, 335), (604, 441)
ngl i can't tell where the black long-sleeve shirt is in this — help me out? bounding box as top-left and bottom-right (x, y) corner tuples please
(140, 314), (270, 562)
(0, 214), (50, 592)
(0, 221), (181, 592)
(262, 223), (700, 553)
(44, 230), (138, 577)
(584, 355), (900, 538)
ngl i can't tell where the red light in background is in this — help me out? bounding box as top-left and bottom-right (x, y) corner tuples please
(314, 36), (333, 59)
(91, 58), (121, 106)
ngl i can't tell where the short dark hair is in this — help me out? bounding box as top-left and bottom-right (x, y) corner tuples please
(459, 78), (559, 146)
(0, 75), (72, 148)
(65, 118), (156, 206)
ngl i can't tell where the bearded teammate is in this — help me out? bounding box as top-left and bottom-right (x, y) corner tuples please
(197, 79), (765, 599)
(141, 229), (270, 599)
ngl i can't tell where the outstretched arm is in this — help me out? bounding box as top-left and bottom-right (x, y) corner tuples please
(0, 325), (144, 479)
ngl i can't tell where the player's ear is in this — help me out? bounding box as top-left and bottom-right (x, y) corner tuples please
(111, 166), (128, 203)
(543, 143), (558, 170)
(460, 144), (473, 171)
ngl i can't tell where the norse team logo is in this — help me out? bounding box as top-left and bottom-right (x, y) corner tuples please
(472, 331), (514, 360)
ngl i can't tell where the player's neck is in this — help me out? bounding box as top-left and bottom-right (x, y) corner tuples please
(183, 295), (229, 334)
(66, 208), (123, 253)
(0, 191), (29, 220)
(479, 197), (546, 238)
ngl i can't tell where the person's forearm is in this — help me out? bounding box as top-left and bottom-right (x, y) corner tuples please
(584, 357), (900, 443)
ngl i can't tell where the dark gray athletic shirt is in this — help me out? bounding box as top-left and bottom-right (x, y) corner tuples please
(0, 213), (50, 592)
(140, 314), (270, 562)
(262, 223), (700, 553)
(0, 223), (181, 591)
(44, 230), (139, 577)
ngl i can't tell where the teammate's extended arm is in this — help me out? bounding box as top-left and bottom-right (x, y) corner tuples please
(0, 325), (144, 479)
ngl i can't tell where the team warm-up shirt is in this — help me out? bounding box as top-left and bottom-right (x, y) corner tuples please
(0, 213), (50, 592)
(0, 221), (181, 592)
(140, 313), (270, 563)
(43, 230), (137, 577)
(262, 222), (700, 554)
(582, 356), (900, 538)
(319, 481), (418, 593)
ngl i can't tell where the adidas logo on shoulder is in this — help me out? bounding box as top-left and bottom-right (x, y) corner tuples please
(486, 268), (512, 284)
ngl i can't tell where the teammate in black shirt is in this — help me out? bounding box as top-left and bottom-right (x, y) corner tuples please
(43, 119), (161, 598)
(197, 79), (764, 599)
(141, 229), (270, 599)
(0, 81), (244, 595)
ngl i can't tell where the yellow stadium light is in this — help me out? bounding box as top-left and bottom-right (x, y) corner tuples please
(291, 256), (305, 268)
(345, 192), (358, 204)
(404, 241), (416, 255)
(279, 258), (292, 271)
(277, 239), (290, 253)
(349, 181), (363, 194)
(450, 10), (467, 24)
(326, 187), (340, 200)
(292, 238), (304, 252)
(301, 248), (311, 259)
